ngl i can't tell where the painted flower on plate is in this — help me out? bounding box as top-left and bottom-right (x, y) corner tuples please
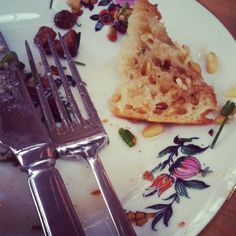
(144, 173), (175, 197)
(169, 156), (201, 179)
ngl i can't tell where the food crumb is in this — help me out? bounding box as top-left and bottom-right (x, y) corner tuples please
(91, 189), (101, 196)
(208, 129), (214, 136)
(214, 114), (224, 125)
(177, 221), (186, 227)
(102, 118), (109, 123)
(119, 128), (137, 147)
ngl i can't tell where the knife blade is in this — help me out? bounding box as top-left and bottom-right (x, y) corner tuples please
(0, 32), (85, 236)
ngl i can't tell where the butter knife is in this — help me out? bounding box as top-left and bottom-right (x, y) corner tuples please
(0, 32), (85, 236)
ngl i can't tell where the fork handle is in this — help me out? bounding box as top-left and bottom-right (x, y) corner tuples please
(88, 156), (137, 236)
(28, 163), (85, 236)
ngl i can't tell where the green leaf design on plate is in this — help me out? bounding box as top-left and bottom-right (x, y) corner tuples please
(175, 179), (190, 198)
(151, 211), (165, 231)
(163, 206), (173, 227)
(182, 179), (210, 190)
(181, 144), (208, 155)
(146, 204), (168, 210)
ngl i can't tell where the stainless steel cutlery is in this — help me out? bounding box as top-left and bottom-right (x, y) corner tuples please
(25, 33), (136, 236)
(0, 32), (85, 236)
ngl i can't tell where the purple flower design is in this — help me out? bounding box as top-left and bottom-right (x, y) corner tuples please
(169, 156), (202, 179)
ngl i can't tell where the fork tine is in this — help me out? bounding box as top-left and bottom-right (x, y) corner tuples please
(36, 38), (73, 131)
(58, 33), (100, 122)
(46, 35), (85, 126)
(25, 40), (57, 133)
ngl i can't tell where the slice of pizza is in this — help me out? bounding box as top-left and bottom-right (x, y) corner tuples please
(110, 0), (217, 124)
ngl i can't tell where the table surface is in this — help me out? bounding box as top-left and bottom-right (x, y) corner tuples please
(198, 0), (236, 235)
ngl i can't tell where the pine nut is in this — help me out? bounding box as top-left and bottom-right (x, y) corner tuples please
(206, 52), (218, 74)
(142, 123), (164, 138)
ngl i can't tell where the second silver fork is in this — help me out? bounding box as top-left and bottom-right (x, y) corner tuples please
(25, 34), (136, 236)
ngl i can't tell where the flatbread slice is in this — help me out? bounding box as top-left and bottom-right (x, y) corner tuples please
(110, 0), (217, 124)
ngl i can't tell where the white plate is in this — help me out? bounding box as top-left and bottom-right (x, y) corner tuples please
(0, 0), (236, 235)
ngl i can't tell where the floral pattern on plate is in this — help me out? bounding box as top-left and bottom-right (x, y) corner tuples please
(127, 136), (212, 231)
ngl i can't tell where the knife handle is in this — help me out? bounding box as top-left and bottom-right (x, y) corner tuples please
(28, 163), (85, 236)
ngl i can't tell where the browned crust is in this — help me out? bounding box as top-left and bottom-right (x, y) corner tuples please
(111, 106), (215, 124)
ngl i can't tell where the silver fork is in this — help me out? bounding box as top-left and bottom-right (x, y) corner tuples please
(25, 34), (136, 236)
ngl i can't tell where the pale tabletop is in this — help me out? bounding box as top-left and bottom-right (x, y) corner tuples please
(197, 0), (236, 235)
